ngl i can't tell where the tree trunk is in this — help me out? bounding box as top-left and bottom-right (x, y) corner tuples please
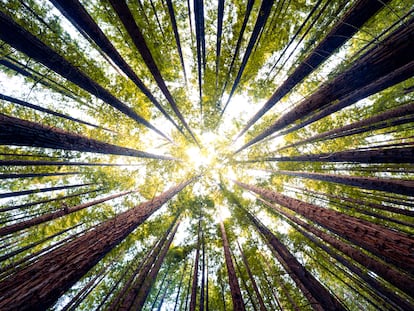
(49, 0), (184, 135)
(108, 0), (198, 145)
(0, 93), (112, 132)
(173, 260), (187, 311)
(0, 114), (176, 160)
(0, 159), (142, 167)
(219, 220), (246, 311)
(0, 11), (169, 140)
(0, 182), (92, 199)
(238, 0), (391, 138)
(233, 252), (258, 311)
(253, 145), (414, 164)
(200, 231), (206, 311)
(258, 196), (414, 298)
(235, 180), (414, 273)
(0, 178), (196, 311)
(0, 190), (133, 236)
(271, 169), (414, 196)
(237, 241), (267, 311)
(189, 219), (201, 311)
(0, 171), (79, 180)
(130, 223), (179, 310)
(221, 0), (274, 115)
(215, 0), (225, 88)
(243, 208), (346, 311)
(279, 102), (414, 151)
(237, 16), (414, 152)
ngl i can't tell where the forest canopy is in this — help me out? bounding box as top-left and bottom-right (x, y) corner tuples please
(0, 0), (413, 310)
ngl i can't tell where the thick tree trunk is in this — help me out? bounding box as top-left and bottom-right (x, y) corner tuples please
(259, 196), (414, 298)
(50, 0), (184, 134)
(0, 178), (196, 310)
(0, 190), (133, 236)
(253, 145), (414, 164)
(237, 17), (414, 152)
(237, 241), (267, 311)
(0, 114), (176, 160)
(243, 209), (346, 311)
(189, 219), (201, 311)
(108, 0), (198, 145)
(131, 223), (179, 310)
(0, 11), (169, 140)
(271, 169), (414, 196)
(279, 102), (414, 151)
(235, 180), (414, 273)
(0, 93), (112, 132)
(238, 0), (391, 138)
(219, 220), (246, 311)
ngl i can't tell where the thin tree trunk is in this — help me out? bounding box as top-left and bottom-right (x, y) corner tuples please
(221, 0), (274, 115)
(183, 259), (194, 311)
(108, 0), (198, 145)
(0, 160), (143, 167)
(0, 11), (169, 140)
(0, 171), (79, 180)
(173, 260), (187, 311)
(0, 190), (133, 236)
(189, 219), (201, 311)
(258, 196), (414, 298)
(0, 93), (113, 132)
(200, 230), (206, 311)
(0, 178), (196, 311)
(237, 17), (414, 152)
(0, 182), (92, 199)
(219, 220), (246, 311)
(130, 223), (179, 310)
(0, 114), (176, 160)
(279, 102), (414, 151)
(237, 241), (267, 311)
(156, 280), (171, 311)
(233, 252), (258, 311)
(235, 180), (414, 273)
(215, 0), (225, 89)
(243, 208), (346, 311)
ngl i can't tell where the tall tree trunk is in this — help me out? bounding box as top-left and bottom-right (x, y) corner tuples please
(0, 182), (92, 199)
(0, 171), (79, 180)
(221, 0), (274, 116)
(279, 102), (414, 151)
(189, 219), (201, 311)
(215, 0), (225, 89)
(233, 252), (258, 311)
(219, 220), (246, 311)
(108, 0), (198, 145)
(0, 159), (142, 167)
(242, 208), (346, 311)
(237, 241), (267, 311)
(235, 180), (414, 273)
(130, 223), (179, 310)
(0, 93), (112, 132)
(238, 0), (391, 138)
(0, 190), (134, 236)
(173, 260), (187, 311)
(252, 145), (414, 164)
(0, 177), (196, 311)
(0, 114), (176, 160)
(270, 169), (414, 196)
(237, 17), (414, 152)
(258, 196), (414, 298)
(0, 11), (169, 140)
(200, 230), (206, 311)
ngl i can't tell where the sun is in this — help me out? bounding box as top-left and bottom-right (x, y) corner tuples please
(185, 146), (216, 169)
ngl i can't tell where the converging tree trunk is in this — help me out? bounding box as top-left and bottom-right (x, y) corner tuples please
(0, 177), (196, 310)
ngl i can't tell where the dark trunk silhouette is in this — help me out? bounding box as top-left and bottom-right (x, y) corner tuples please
(189, 219), (201, 311)
(0, 114), (176, 160)
(0, 171), (78, 180)
(0, 182), (92, 199)
(219, 220), (246, 311)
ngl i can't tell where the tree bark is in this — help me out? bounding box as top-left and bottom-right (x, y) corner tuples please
(0, 177), (196, 310)
(238, 0), (391, 138)
(237, 16), (414, 152)
(219, 220), (246, 311)
(237, 241), (267, 311)
(235, 180), (414, 273)
(0, 114), (176, 160)
(0, 190), (133, 236)
(189, 219), (201, 311)
(0, 11), (169, 140)
(243, 208), (346, 311)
